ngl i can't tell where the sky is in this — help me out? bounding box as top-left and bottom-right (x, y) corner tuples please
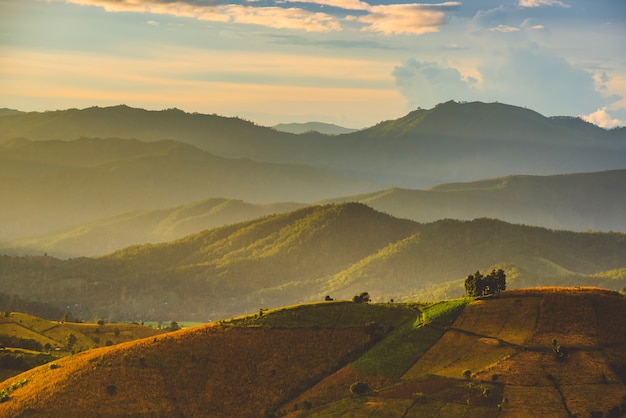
(1, 0), (625, 128)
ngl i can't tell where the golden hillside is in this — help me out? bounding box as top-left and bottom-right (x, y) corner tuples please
(1, 289), (625, 417)
(281, 288), (626, 417)
(0, 302), (401, 417)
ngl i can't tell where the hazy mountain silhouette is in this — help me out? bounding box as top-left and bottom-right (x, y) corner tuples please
(0, 137), (374, 242)
(323, 169), (626, 233)
(1, 101), (624, 187)
(1, 203), (624, 321)
(272, 121), (358, 135)
(3, 168), (625, 258)
(2, 198), (306, 258)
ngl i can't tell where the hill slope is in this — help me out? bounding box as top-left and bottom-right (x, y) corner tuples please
(282, 288), (626, 417)
(1, 203), (625, 321)
(0, 302), (404, 418)
(1, 289), (624, 417)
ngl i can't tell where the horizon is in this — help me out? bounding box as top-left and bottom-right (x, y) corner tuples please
(1, 100), (623, 130)
(1, 0), (625, 128)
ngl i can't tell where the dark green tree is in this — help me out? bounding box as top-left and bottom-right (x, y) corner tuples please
(465, 270), (506, 297)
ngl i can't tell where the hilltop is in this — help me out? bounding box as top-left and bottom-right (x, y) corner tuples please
(1, 288), (624, 417)
(1, 203), (625, 321)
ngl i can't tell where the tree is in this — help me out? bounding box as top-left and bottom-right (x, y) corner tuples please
(464, 270), (506, 297)
(353, 292), (370, 303)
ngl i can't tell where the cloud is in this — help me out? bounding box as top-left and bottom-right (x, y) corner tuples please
(489, 24), (521, 32)
(62, 0), (459, 35)
(392, 59), (475, 109)
(357, 2), (459, 35)
(519, 0), (570, 8)
(582, 107), (623, 128)
(392, 46), (622, 117)
(64, 0), (340, 32)
(285, 0), (370, 11)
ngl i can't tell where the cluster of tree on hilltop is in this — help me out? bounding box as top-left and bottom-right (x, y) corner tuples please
(464, 269), (506, 297)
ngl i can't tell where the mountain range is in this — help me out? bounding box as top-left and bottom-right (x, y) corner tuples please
(1, 203), (625, 322)
(1, 101), (624, 188)
(1, 169), (624, 258)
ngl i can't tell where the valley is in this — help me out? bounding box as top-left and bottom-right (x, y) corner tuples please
(1, 100), (625, 416)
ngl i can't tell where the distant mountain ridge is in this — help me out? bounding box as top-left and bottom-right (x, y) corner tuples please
(272, 121), (358, 135)
(3, 169), (625, 258)
(323, 169), (626, 233)
(0, 137), (373, 241)
(1, 203), (625, 321)
(1, 101), (624, 188)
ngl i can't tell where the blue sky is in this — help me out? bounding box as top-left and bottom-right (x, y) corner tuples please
(1, 0), (624, 127)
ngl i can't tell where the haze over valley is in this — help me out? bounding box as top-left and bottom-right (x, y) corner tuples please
(1, 101), (625, 323)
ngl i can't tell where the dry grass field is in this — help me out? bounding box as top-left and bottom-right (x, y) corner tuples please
(286, 288), (626, 417)
(0, 314), (379, 417)
(1, 288), (625, 417)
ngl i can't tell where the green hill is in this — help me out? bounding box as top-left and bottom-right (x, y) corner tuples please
(0, 203), (625, 322)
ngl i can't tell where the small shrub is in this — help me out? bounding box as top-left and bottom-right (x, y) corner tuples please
(49, 363), (59, 370)
(463, 369), (472, 379)
(0, 390), (9, 403)
(350, 381), (370, 396)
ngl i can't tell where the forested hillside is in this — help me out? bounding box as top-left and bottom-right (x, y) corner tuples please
(1, 203), (625, 322)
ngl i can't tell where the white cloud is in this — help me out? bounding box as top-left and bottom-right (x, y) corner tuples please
(392, 59), (475, 108)
(582, 107), (623, 128)
(62, 0), (459, 35)
(285, 0), (370, 11)
(358, 2), (460, 36)
(64, 0), (341, 32)
(392, 46), (622, 117)
(518, 0), (570, 8)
